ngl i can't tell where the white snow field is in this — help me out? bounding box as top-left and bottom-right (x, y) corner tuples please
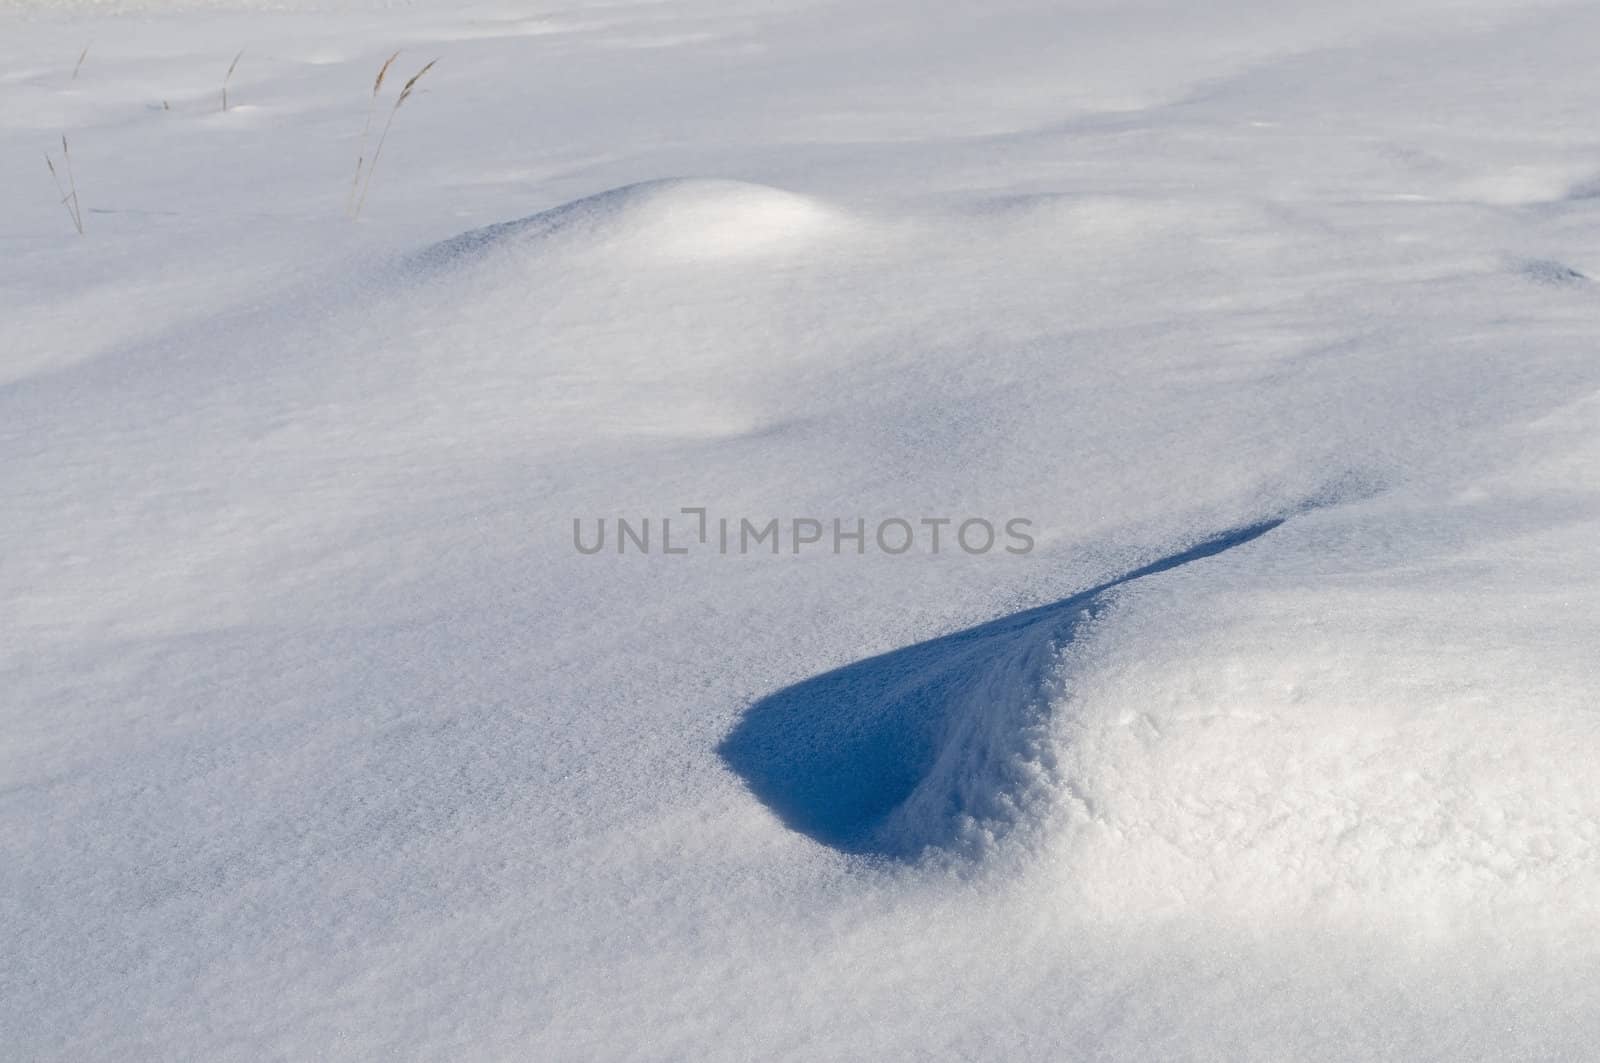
(4, 0), (1600, 1058)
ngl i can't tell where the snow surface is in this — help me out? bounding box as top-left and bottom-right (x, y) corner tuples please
(4, 0), (1600, 1058)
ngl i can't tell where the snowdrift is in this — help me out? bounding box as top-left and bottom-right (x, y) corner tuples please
(415, 178), (842, 270)
(720, 520), (1285, 857)
(729, 487), (1600, 929)
(10, 0), (1600, 1056)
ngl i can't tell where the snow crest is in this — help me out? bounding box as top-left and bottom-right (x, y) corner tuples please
(719, 522), (1287, 859)
(417, 179), (841, 269)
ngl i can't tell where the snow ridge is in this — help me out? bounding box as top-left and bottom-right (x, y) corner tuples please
(414, 178), (840, 271)
(719, 520), (1285, 859)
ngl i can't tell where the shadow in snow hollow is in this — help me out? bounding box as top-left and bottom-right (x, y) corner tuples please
(718, 519), (1285, 858)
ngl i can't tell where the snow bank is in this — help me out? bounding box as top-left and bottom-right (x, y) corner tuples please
(1036, 496), (1600, 927)
(720, 520), (1289, 857)
(420, 179), (841, 267)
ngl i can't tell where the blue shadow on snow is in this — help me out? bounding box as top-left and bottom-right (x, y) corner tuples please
(717, 519), (1285, 856)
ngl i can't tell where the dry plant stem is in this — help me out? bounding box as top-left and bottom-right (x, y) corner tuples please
(72, 44), (90, 81)
(222, 49), (244, 112)
(44, 156), (77, 233)
(352, 58), (436, 220)
(348, 51), (400, 217)
(63, 137), (84, 233)
(45, 137), (84, 235)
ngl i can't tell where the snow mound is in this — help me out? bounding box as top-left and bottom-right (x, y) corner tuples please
(725, 498), (1600, 931)
(418, 179), (841, 268)
(719, 521), (1286, 858)
(1043, 568), (1600, 926)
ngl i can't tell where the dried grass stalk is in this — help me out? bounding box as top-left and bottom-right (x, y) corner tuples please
(352, 58), (436, 220)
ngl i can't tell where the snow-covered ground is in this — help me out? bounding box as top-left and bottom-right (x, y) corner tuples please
(4, 0), (1600, 1057)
